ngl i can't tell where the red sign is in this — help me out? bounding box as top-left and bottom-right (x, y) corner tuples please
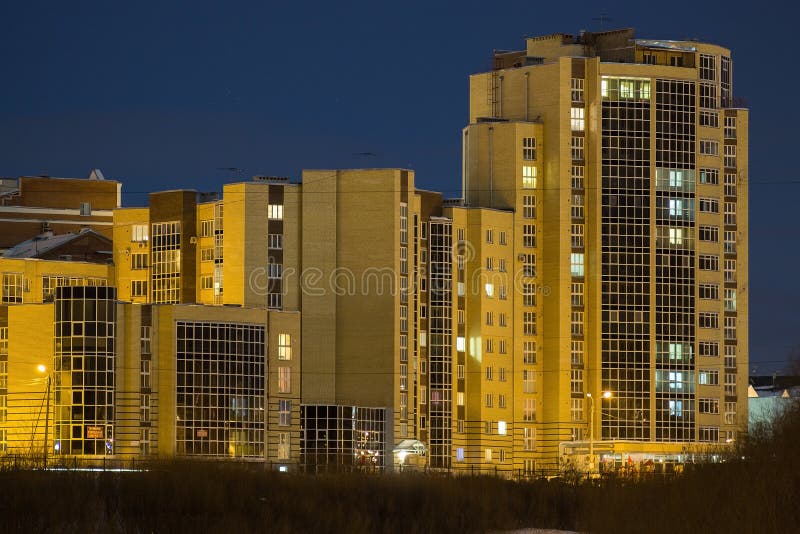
(196, 429), (208, 438)
(86, 426), (104, 439)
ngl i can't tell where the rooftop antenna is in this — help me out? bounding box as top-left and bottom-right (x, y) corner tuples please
(592, 13), (612, 30)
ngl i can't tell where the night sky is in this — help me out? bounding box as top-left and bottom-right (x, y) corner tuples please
(1, 1), (798, 373)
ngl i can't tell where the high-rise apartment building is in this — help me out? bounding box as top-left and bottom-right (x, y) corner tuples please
(0, 28), (748, 476)
(463, 28), (748, 470)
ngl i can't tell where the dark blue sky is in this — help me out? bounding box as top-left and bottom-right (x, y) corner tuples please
(1, 1), (798, 373)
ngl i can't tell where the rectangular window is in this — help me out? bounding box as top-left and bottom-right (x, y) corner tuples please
(140, 393), (151, 423)
(699, 284), (719, 300)
(131, 280), (148, 297)
(523, 341), (537, 364)
(700, 82), (717, 109)
(724, 289), (737, 312)
(200, 220), (214, 237)
(131, 253), (149, 270)
(139, 360), (151, 389)
(724, 173), (737, 197)
(278, 367), (291, 393)
(1, 273), (23, 304)
(523, 370), (536, 393)
(700, 110), (719, 128)
(699, 254), (719, 271)
(725, 259), (736, 282)
(571, 340), (584, 365)
(724, 145), (736, 168)
(498, 395), (507, 409)
(523, 254), (536, 277)
(699, 398), (720, 414)
(571, 78), (584, 102)
(700, 53), (716, 81)
(571, 311), (584, 336)
(571, 282), (584, 307)
(700, 140), (719, 156)
(131, 224), (149, 243)
(570, 107), (585, 131)
(523, 195), (536, 219)
(484, 394), (493, 408)
(268, 234), (283, 250)
(570, 369), (584, 394)
(699, 168), (720, 185)
(268, 204), (284, 220)
(699, 369), (720, 386)
(570, 253), (584, 277)
(724, 316), (737, 341)
(201, 247), (214, 262)
(724, 116), (736, 139)
(724, 402), (737, 425)
(571, 165), (585, 190)
(571, 398), (584, 422)
(523, 427), (536, 451)
(522, 166), (537, 189)
(724, 202), (736, 226)
(571, 194), (584, 219)
(278, 400), (291, 426)
(522, 283), (536, 307)
(699, 312), (719, 329)
(278, 333), (292, 360)
(699, 226), (719, 242)
(699, 341), (719, 357)
(523, 398), (536, 422)
(277, 432), (290, 460)
(201, 275), (214, 290)
(699, 427), (720, 443)
(522, 137), (537, 160)
(523, 312), (536, 336)
(724, 230), (736, 254)
(571, 136), (584, 161)
(699, 198), (719, 213)
(571, 224), (584, 248)
(523, 224), (536, 248)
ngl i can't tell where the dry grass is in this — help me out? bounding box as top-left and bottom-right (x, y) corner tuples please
(1, 404), (798, 533)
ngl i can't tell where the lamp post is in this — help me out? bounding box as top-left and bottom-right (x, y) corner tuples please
(587, 390), (612, 474)
(36, 364), (51, 469)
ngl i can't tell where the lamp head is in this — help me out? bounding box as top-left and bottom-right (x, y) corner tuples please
(602, 390), (613, 399)
(36, 364), (47, 374)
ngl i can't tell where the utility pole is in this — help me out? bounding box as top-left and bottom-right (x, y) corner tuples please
(43, 374), (51, 469)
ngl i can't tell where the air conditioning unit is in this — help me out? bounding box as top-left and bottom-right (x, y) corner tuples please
(189, 237), (198, 244)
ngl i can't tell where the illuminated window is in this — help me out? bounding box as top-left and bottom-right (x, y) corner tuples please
(268, 204), (283, 220)
(570, 253), (584, 277)
(523, 398), (536, 421)
(523, 427), (535, 451)
(131, 224), (149, 243)
(523, 341), (536, 364)
(570, 107), (585, 131)
(278, 334), (292, 360)
(699, 369), (719, 386)
(522, 166), (537, 189)
(497, 420), (507, 435)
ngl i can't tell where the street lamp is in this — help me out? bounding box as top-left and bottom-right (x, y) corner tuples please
(586, 390), (612, 474)
(36, 364), (51, 469)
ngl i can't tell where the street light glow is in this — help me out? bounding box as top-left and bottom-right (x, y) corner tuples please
(602, 390), (613, 399)
(36, 364), (47, 374)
